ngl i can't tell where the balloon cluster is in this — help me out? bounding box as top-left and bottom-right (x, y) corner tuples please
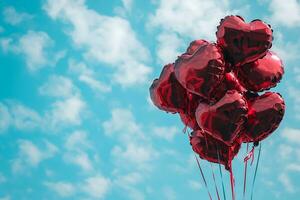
(150, 16), (285, 170)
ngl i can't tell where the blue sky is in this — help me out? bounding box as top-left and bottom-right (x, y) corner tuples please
(0, 0), (300, 199)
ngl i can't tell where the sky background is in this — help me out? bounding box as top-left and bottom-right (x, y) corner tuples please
(0, 0), (300, 199)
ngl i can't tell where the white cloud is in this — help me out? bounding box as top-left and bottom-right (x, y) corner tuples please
(282, 128), (300, 144)
(188, 180), (202, 190)
(111, 143), (155, 170)
(122, 0), (133, 11)
(3, 6), (32, 25)
(114, 0), (134, 16)
(163, 186), (177, 200)
(102, 108), (143, 141)
(294, 67), (300, 83)
(112, 62), (152, 87)
(0, 31), (65, 71)
(114, 172), (143, 186)
(268, 0), (300, 27)
(287, 86), (300, 119)
(113, 172), (145, 200)
(81, 175), (111, 199)
(12, 140), (58, 173)
(272, 41), (300, 63)
(39, 75), (79, 98)
(10, 102), (42, 130)
(258, 127), (300, 195)
(0, 101), (42, 132)
(44, 175), (111, 199)
(46, 96), (86, 128)
(64, 151), (93, 172)
(153, 125), (178, 141)
(149, 0), (234, 40)
(0, 196), (10, 200)
(148, 0), (239, 64)
(0, 38), (12, 52)
(271, 31), (300, 62)
(0, 75), (86, 132)
(63, 130), (95, 172)
(0, 173), (6, 184)
(278, 173), (295, 193)
(103, 108), (158, 176)
(0, 97), (86, 133)
(103, 108), (158, 197)
(156, 32), (183, 64)
(0, 103), (11, 133)
(65, 130), (91, 151)
(69, 59), (111, 93)
(40, 75), (87, 129)
(278, 144), (293, 159)
(44, 181), (75, 197)
(286, 163), (300, 172)
(79, 74), (111, 93)
(44, 0), (152, 87)
(20, 140), (58, 166)
(19, 31), (55, 70)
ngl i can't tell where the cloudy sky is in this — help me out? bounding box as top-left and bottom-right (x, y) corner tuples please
(0, 0), (300, 199)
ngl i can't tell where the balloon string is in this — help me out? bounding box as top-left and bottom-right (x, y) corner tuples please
(217, 146), (226, 200)
(229, 162), (235, 200)
(243, 143), (249, 199)
(204, 131), (209, 150)
(244, 145), (255, 165)
(210, 163), (221, 200)
(194, 155), (213, 200)
(182, 124), (188, 134)
(251, 144), (262, 200)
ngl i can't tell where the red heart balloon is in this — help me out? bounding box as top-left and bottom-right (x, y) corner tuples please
(150, 63), (188, 113)
(185, 39), (209, 55)
(235, 51), (284, 92)
(179, 93), (205, 130)
(243, 92), (285, 142)
(175, 42), (226, 99)
(190, 130), (241, 170)
(212, 72), (246, 101)
(216, 15), (273, 66)
(196, 90), (248, 145)
(180, 112), (199, 130)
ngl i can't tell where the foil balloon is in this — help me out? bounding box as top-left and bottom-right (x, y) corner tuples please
(243, 92), (285, 142)
(216, 15), (273, 66)
(196, 90), (248, 145)
(235, 51), (284, 92)
(149, 15), (285, 177)
(175, 42), (226, 100)
(190, 130), (241, 169)
(149, 63), (188, 113)
(180, 112), (199, 131)
(179, 93), (203, 130)
(185, 39), (209, 55)
(212, 72), (246, 101)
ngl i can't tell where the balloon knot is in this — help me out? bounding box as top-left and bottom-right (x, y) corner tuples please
(244, 146), (255, 165)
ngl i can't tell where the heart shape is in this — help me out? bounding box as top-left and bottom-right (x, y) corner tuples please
(179, 93), (205, 130)
(216, 15), (273, 66)
(243, 92), (285, 142)
(235, 51), (284, 92)
(175, 42), (226, 99)
(190, 130), (241, 170)
(211, 72), (246, 101)
(185, 39), (209, 55)
(196, 90), (248, 145)
(149, 63), (188, 113)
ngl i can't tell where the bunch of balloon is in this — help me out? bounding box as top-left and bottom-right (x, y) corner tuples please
(149, 16), (285, 200)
